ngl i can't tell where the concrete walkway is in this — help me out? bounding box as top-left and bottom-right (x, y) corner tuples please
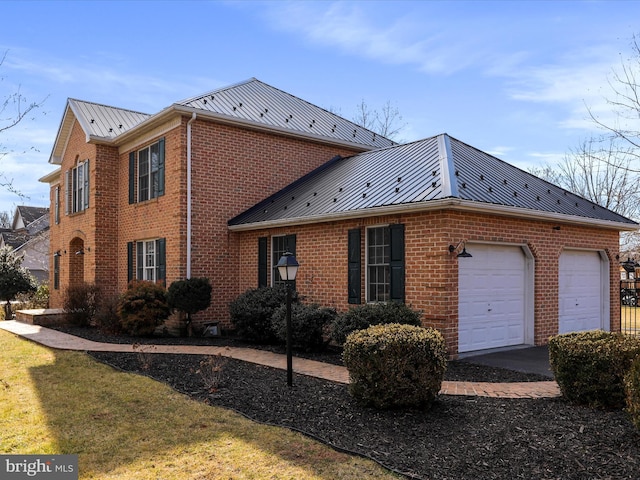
(0, 320), (561, 399)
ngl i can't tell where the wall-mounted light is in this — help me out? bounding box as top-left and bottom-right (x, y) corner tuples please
(449, 241), (472, 258)
(53, 250), (61, 257)
(75, 249), (84, 255)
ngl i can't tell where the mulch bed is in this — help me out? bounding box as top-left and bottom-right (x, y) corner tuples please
(59, 326), (640, 479)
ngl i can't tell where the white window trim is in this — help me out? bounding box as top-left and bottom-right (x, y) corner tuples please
(365, 224), (390, 303)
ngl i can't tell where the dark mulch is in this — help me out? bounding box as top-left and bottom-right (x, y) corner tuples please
(59, 326), (640, 479)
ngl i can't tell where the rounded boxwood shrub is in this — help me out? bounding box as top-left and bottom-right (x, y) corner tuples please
(271, 303), (336, 351)
(343, 323), (447, 409)
(549, 330), (640, 409)
(625, 355), (640, 430)
(118, 281), (170, 336)
(331, 302), (422, 345)
(229, 285), (296, 343)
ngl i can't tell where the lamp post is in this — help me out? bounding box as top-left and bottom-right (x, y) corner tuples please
(276, 251), (299, 386)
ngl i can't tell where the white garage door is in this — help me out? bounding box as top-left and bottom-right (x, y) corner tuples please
(458, 244), (527, 353)
(559, 250), (605, 334)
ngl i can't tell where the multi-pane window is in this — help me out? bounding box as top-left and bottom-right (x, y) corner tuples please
(137, 240), (158, 282)
(367, 227), (390, 302)
(54, 186), (60, 224)
(66, 160), (89, 214)
(272, 235), (296, 285)
(137, 140), (163, 202)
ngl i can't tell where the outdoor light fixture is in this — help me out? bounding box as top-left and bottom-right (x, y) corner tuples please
(448, 241), (472, 258)
(276, 251), (299, 386)
(53, 251), (61, 257)
(75, 249), (84, 255)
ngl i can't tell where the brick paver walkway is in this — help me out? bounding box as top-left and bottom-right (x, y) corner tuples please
(0, 320), (560, 398)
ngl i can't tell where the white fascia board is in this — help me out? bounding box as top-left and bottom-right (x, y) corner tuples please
(228, 198), (638, 232)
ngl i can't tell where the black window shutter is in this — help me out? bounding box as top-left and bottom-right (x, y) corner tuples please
(258, 237), (268, 287)
(157, 238), (166, 285)
(348, 228), (361, 304)
(389, 224), (405, 303)
(128, 152), (136, 204)
(83, 160), (90, 209)
(127, 242), (134, 283)
(157, 138), (165, 196)
(285, 234), (296, 254)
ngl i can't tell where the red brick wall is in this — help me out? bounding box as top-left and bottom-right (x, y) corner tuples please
(49, 114), (364, 329)
(235, 209), (621, 355)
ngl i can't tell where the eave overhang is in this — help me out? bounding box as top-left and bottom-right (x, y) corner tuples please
(228, 197), (639, 233)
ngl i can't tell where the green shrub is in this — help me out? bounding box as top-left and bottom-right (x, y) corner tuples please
(118, 281), (170, 336)
(63, 283), (101, 327)
(626, 355), (640, 430)
(331, 302), (422, 345)
(229, 285), (296, 343)
(271, 303), (336, 351)
(168, 277), (212, 336)
(15, 284), (49, 309)
(549, 330), (640, 409)
(343, 323), (447, 409)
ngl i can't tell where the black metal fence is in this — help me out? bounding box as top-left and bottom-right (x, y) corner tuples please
(621, 280), (640, 335)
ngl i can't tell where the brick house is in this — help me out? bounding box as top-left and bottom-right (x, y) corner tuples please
(41, 79), (637, 355)
(40, 79), (393, 329)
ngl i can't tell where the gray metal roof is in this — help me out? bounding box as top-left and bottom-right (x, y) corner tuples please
(68, 99), (151, 140)
(177, 78), (396, 149)
(229, 133), (637, 229)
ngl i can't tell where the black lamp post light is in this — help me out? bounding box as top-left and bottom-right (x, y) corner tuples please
(276, 251), (299, 386)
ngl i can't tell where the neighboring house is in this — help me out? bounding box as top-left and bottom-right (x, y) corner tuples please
(40, 78), (637, 355)
(0, 206), (50, 284)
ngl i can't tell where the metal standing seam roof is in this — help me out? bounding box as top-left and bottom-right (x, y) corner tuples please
(228, 133), (638, 229)
(176, 78), (396, 150)
(68, 99), (152, 140)
(50, 79), (393, 165)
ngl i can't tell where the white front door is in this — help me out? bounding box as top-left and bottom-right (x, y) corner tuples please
(558, 250), (606, 334)
(458, 244), (527, 353)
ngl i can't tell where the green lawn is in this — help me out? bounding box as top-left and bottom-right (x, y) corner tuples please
(0, 329), (398, 479)
(621, 306), (640, 334)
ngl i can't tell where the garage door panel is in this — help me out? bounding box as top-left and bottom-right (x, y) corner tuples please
(559, 250), (603, 334)
(459, 244), (527, 353)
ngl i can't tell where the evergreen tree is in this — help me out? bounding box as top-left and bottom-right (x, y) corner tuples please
(0, 245), (36, 319)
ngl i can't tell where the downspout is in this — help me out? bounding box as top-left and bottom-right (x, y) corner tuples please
(186, 112), (196, 279)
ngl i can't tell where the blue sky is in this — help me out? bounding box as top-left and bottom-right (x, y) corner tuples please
(0, 0), (638, 212)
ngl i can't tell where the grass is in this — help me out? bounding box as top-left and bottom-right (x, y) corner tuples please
(0, 330), (398, 479)
(621, 306), (640, 333)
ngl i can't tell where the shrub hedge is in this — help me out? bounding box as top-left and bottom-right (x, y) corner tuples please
(271, 303), (336, 351)
(626, 355), (640, 430)
(331, 302), (422, 345)
(118, 281), (170, 336)
(549, 330), (640, 409)
(229, 285), (296, 343)
(343, 323), (447, 409)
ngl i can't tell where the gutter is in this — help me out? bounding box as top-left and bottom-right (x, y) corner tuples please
(228, 198), (639, 232)
(187, 112), (197, 278)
